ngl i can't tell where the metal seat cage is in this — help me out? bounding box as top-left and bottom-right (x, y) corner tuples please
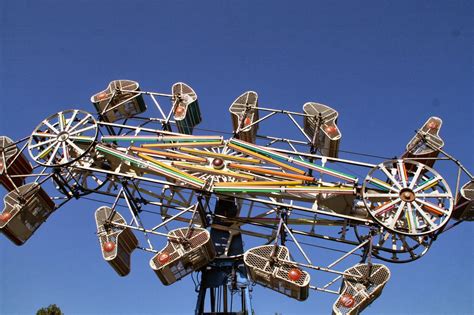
(332, 263), (390, 315)
(91, 80), (147, 123)
(172, 82), (202, 135)
(95, 206), (138, 276)
(244, 245), (310, 301)
(303, 102), (341, 158)
(0, 182), (55, 245)
(229, 91), (259, 144)
(0, 136), (33, 191)
(150, 227), (216, 285)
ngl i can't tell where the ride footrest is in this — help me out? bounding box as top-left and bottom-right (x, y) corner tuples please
(95, 206), (138, 276)
(0, 182), (55, 245)
(452, 180), (474, 221)
(0, 136), (33, 191)
(150, 227), (216, 285)
(91, 79), (146, 123)
(332, 263), (390, 315)
(244, 245), (310, 301)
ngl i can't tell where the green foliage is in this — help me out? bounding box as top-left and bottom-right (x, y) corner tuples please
(36, 304), (63, 315)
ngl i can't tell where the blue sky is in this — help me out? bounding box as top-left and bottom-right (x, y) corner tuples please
(0, 1), (472, 314)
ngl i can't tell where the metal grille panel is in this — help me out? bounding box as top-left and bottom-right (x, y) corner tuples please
(91, 80), (146, 123)
(150, 227), (216, 285)
(244, 245), (310, 301)
(332, 263), (390, 315)
(95, 206), (138, 276)
(0, 182), (55, 245)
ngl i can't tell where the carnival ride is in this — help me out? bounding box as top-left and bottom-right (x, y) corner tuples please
(0, 80), (472, 314)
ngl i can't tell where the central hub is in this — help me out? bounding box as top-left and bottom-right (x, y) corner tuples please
(399, 188), (416, 202)
(212, 158), (224, 170)
(57, 131), (70, 142)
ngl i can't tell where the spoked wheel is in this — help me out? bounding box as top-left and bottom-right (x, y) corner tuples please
(28, 110), (98, 167)
(353, 225), (433, 263)
(56, 165), (109, 196)
(362, 159), (453, 236)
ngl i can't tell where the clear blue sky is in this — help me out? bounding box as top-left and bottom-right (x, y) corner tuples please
(0, 1), (472, 314)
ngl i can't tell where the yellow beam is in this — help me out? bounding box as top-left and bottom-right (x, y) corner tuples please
(213, 180), (302, 187)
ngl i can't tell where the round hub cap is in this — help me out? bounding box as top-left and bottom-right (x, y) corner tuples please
(57, 131), (70, 142)
(212, 158), (224, 170)
(400, 188), (416, 202)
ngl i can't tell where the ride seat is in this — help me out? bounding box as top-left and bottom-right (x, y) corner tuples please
(452, 180), (474, 221)
(402, 117), (444, 170)
(0, 182), (55, 245)
(172, 82), (202, 135)
(244, 245), (310, 301)
(303, 102), (341, 158)
(332, 263), (390, 315)
(229, 91), (259, 144)
(95, 206), (138, 276)
(0, 136), (33, 191)
(91, 80), (146, 123)
(150, 227), (216, 285)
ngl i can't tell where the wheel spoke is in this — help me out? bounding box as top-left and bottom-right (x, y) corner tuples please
(399, 236), (416, 259)
(66, 139), (85, 156)
(69, 124), (97, 136)
(36, 141), (57, 160)
(62, 142), (69, 163)
(415, 192), (451, 198)
(413, 177), (441, 193)
(43, 120), (60, 134)
(405, 203), (418, 234)
(69, 114), (92, 133)
(413, 201), (438, 229)
(32, 132), (56, 138)
(58, 112), (65, 131)
(69, 135), (95, 142)
(415, 199), (449, 216)
(47, 142), (61, 165)
(409, 164), (423, 189)
(397, 160), (408, 188)
(363, 192), (399, 198)
(367, 176), (398, 192)
(65, 110), (78, 130)
(379, 165), (402, 190)
(388, 201), (406, 230)
(30, 138), (57, 149)
(372, 198), (400, 216)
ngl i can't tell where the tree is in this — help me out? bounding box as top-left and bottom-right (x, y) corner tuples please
(36, 304), (63, 315)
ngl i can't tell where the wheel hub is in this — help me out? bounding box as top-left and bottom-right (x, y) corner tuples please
(399, 188), (416, 202)
(57, 131), (70, 142)
(212, 158), (224, 170)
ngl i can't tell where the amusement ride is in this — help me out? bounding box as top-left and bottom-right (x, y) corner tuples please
(0, 80), (472, 314)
